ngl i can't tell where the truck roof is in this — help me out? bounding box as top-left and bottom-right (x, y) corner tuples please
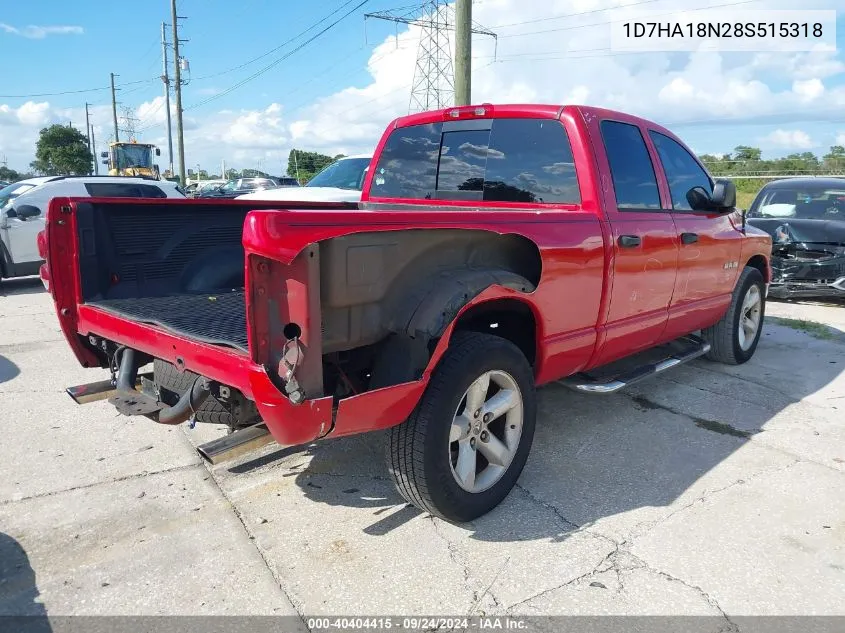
(390, 103), (674, 137)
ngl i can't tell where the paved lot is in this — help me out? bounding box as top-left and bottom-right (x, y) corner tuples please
(1, 277), (844, 623)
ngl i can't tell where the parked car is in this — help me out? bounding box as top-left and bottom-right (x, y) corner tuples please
(185, 179), (227, 198)
(0, 180), (8, 188)
(41, 104), (771, 522)
(745, 178), (845, 299)
(239, 155), (371, 203)
(1, 176), (183, 283)
(198, 177), (288, 199)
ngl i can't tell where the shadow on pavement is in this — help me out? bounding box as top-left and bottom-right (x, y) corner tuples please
(0, 532), (52, 632)
(283, 330), (843, 541)
(0, 355), (19, 384)
(0, 277), (44, 297)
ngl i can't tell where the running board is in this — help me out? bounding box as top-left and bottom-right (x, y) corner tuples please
(196, 423), (275, 465)
(560, 336), (711, 394)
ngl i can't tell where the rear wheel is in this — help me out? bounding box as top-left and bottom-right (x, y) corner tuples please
(387, 331), (536, 522)
(702, 266), (766, 365)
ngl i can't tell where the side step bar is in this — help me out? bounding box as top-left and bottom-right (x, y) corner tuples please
(560, 336), (711, 394)
(196, 423), (275, 465)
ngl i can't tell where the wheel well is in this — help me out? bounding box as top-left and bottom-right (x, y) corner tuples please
(454, 299), (537, 365)
(745, 254), (769, 283)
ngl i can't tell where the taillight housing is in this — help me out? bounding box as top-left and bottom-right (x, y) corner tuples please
(36, 229), (49, 291)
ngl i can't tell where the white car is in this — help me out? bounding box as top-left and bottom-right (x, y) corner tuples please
(237, 154), (372, 203)
(1, 176), (184, 282)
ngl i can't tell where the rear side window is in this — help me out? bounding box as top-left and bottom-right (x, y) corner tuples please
(650, 131), (712, 211)
(600, 121), (660, 210)
(485, 119), (580, 203)
(370, 118), (580, 204)
(84, 183), (167, 198)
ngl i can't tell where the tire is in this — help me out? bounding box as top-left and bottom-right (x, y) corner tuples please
(702, 266), (766, 365)
(153, 359), (232, 425)
(387, 331), (536, 522)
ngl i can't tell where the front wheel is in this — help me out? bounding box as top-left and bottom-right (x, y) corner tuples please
(387, 331), (536, 522)
(703, 266), (766, 365)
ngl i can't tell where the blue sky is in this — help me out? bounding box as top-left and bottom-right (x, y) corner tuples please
(1, 0), (844, 173)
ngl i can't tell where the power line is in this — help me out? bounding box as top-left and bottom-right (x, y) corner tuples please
(0, 77), (159, 99)
(185, 0), (370, 111)
(490, 0), (662, 29)
(497, 0), (757, 39)
(190, 0), (364, 82)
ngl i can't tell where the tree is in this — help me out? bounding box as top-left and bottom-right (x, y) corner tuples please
(0, 166), (27, 182)
(733, 145), (762, 163)
(30, 124), (93, 176)
(287, 149), (344, 184)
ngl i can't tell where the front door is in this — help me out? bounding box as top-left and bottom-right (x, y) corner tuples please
(647, 130), (743, 339)
(587, 118), (679, 367)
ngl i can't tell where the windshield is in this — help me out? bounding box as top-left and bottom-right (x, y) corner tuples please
(307, 157), (370, 190)
(113, 145), (153, 169)
(748, 185), (845, 220)
(0, 182), (37, 209)
(219, 180), (239, 193)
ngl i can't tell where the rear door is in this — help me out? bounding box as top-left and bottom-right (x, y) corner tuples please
(647, 130), (743, 338)
(588, 118), (679, 367)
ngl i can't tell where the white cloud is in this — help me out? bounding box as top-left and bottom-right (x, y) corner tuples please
(793, 78), (825, 102)
(836, 133), (845, 146)
(758, 129), (816, 150)
(0, 23), (83, 39)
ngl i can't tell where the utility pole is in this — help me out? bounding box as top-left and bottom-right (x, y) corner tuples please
(84, 103), (93, 174)
(171, 0), (187, 186)
(161, 22), (174, 176)
(92, 127), (99, 175)
(454, 0), (471, 106)
(110, 73), (120, 143)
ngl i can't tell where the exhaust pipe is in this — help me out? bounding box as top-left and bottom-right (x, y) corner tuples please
(196, 423), (275, 465)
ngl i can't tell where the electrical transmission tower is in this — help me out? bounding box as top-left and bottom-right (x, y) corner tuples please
(365, 1), (495, 113)
(120, 106), (139, 141)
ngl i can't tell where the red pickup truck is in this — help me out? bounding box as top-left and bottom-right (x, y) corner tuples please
(42, 104), (771, 522)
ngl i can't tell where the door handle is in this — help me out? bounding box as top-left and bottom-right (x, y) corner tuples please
(618, 235), (641, 248)
(681, 232), (699, 244)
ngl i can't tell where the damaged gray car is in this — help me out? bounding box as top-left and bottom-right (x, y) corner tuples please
(746, 178), (845, 300)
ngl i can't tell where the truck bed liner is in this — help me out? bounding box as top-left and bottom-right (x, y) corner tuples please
(88, 291), (248, 352)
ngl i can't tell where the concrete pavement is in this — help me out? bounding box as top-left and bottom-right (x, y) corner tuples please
(1, 277), (844, 620)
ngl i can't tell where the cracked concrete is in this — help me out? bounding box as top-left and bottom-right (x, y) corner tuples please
(2, 279), (844, 619)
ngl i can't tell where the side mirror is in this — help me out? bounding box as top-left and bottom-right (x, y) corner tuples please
(15, 205), (40, 220)
(155, 148), (161, 156)
(710, 179), (736, 209)
(100, 151), (109, 159)
(686, 179), (736, 213)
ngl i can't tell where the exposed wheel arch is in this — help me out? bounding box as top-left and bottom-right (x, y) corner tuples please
(745, 254), (769, 283)
(453, 298), (537, 366)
